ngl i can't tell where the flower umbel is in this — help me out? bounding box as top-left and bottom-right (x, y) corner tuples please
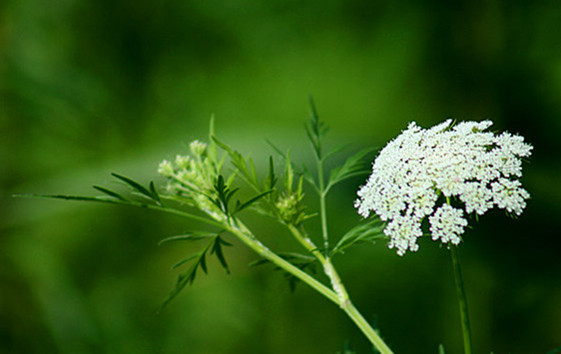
(355, 119), (532, 256)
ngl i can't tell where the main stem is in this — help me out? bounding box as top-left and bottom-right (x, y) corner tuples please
(288, 225), (393, 354)
(450, 245), (472, 354)
(226, 220), (339, 304)
(342, 301), (393, 354)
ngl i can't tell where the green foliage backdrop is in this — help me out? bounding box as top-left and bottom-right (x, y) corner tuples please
(2, 1), (561, 353)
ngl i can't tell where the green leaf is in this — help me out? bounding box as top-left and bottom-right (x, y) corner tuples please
(207, 115), (218, 163)
(111, 173), (158, 203)
(266, 140), (315, 192)
(305, 95), (328, 159)
(326, 147), (375, 193)
(248, 158), (258, 184)
(28, 173), (163, 207)
(160, 234), (232, 311)
(160, 262), (199, 311)
(16, 192), (226, 230)
(199, 252), (208, 274)
(284, 152), (294, 194)
(324, 143), (350, 162)
(300, 164), (319, 193)
(438, 344), (446, 354)
(248, 258), (270, 267)
(331, 218), (386, 257)
(211, 174), (239, 215)
(93, 186), (128, 201)
(265, 139), (286, 159)
(158, 232), (218, 245)
(264, 156), (277, 190)
(14, 193), (126, 205)
(218, 237), (233, 247)
(172, 254), (199, 269)
(211, 236), (231, 274)
(234, 190), (273, 214)
(213, 137), (259, 189)
(149, 181), (163, 206)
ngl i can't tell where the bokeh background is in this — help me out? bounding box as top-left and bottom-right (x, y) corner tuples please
(2, 1), (561, 353)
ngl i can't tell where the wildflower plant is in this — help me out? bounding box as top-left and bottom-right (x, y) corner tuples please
(17, 102), (533, 353)
(21, 101), (394, 353)
(355, 119), (532, 353)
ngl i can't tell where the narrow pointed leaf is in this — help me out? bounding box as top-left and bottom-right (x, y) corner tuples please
(172, 254), (199, 269)
(160, 262), (198, 311)
(234, 190), (273, 214)
(211, 237), (230, 274)
(248, 158), (257, 182)
(213, 137), (255, 185)
(249, 259), (271, 267)
(218, 237), (233, 247)
(324, 143), (350, 161)
(301, 165), (319, 192)
(14, 193), (126, 205)
(326, 148), (375, 192)
(111, 173), (155, 200)
(284, 152), (294, 194)
(200, 253), (208, 274)
(93, 186), (128, 201)
(265, 156), (277, 190)
(149, 181), (163, 206)
(331, 218), (386, 256)
(306, 95), (328, 159)
(265, 139), (286, 159)
(211, 136), (232, 154)
(225, 187), (239, 204)
(17, 193), (226, 229)
(158, 232), (217, 245)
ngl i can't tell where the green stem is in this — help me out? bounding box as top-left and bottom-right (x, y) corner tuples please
(450, 245), (472, 354)
(287, 224), (327, 263)
(146, 203), (226, 229)
(342, 301), (394, 354)
(317, 164), (329, 253)
(226, 219), (340, 304)
(287, 224), (392, 354)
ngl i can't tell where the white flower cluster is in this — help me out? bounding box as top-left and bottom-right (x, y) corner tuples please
(355, 119), (532, 256)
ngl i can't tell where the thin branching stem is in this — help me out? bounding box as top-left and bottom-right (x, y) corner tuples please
(225, 218), (340, 304)
(287, 224), (327, 264)
(318, 171), (330, 253)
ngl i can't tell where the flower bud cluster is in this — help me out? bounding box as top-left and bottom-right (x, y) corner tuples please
(355, 120), (532, 256)
(158, 140), (222, 218)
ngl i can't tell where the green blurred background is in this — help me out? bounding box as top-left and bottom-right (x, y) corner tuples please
(2, 1), (561, 353)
